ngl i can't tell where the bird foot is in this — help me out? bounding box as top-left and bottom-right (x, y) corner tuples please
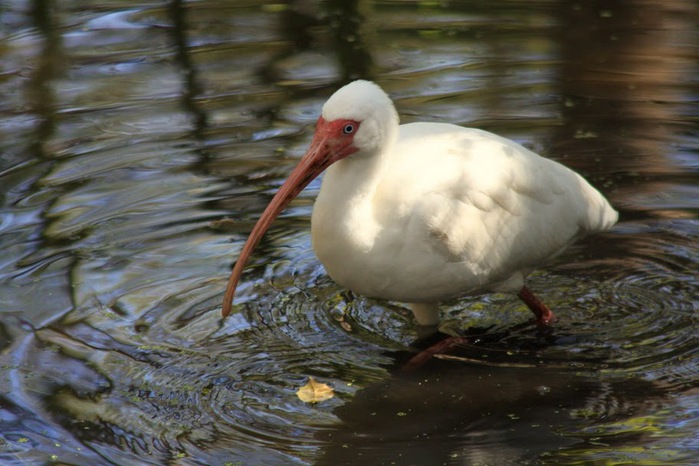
(536, 312), (556, 327)
(517, 286), (556, 327)
(402, 333), (471, 372)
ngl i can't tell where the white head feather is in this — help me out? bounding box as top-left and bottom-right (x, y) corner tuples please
(321, 80), (399, 158)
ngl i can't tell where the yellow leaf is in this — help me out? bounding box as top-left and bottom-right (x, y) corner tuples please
(296, 377), (334, 403)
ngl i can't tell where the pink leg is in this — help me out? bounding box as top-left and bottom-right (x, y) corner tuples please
(402, 335), (470, 372)
(517, 286), (555, 326)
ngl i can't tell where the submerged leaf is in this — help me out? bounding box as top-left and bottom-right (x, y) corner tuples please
(296, 377), (334, 403)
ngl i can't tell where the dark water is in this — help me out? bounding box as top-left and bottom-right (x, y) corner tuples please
(1, 0), (698, 464)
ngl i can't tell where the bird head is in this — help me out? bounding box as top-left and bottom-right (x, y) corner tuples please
(221, 80), (398, 317)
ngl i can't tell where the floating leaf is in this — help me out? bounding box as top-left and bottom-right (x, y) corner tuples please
(296, 377), (334, 403)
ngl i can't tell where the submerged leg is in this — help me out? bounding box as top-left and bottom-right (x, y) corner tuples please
(517, 286), (555, 326)
(402, 334), (470, 372)
(403, 302), (451, 370)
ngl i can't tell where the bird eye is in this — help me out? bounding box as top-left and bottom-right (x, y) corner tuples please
(342, 124), (355, 135)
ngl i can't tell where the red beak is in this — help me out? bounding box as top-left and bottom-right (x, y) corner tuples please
(221, 118), (357, 317)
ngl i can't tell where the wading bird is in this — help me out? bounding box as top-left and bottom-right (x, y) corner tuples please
(222, 80), (617, 331)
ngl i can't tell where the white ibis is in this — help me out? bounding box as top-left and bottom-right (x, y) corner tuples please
(222, 80), (618, 329)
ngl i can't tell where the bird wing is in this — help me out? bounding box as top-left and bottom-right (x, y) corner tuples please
(383, 123), (617, 289)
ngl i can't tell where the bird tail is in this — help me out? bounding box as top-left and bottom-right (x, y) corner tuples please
(582, 180), (618, 233)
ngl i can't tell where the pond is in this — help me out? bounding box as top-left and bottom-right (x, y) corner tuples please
(1, 0), (698, 464)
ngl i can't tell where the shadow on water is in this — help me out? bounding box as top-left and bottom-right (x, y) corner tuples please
(317, 359), (670, 465)
(0, 0), (698, 464)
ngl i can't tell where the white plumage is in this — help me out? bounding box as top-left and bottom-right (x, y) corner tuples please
(222, 80), (618, 327)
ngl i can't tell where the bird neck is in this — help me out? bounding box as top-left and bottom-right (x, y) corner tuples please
(313, 145), (392, 252)
(327, 148), (389, 207)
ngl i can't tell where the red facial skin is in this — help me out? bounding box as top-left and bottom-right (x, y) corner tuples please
(222, 117), (361, 317)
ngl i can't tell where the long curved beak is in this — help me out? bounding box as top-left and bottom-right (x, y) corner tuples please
(222, 120), (344, 317)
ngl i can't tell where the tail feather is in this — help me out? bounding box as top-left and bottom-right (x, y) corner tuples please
(580, 177), (618, 234)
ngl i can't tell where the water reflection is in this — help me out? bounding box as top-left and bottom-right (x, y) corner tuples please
(0, 0), (697, 464)
(554, 0), (697, 176)
(317, 361), (669, 465)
